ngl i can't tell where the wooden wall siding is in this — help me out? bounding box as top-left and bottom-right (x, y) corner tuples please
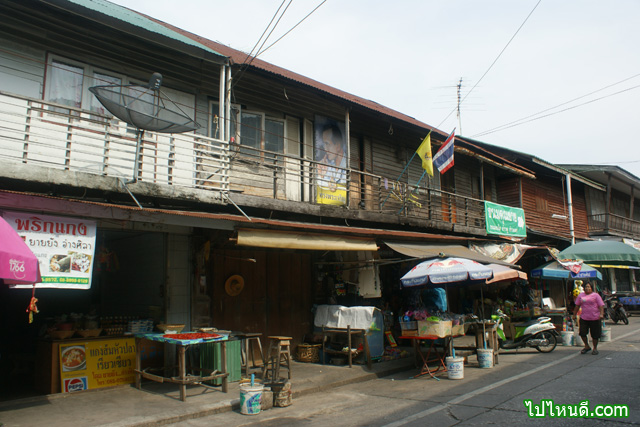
(211, 248), (312, 347)
(520, 178), (589, 240)
(496, 177), (521, 208)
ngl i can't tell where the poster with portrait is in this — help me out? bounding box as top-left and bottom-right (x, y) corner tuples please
(314, 115), (347, 206)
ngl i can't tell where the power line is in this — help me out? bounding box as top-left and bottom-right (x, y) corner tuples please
(473, 73), (640, 138)
(473, 83), (640, 137)
(436, 0), (543, 131)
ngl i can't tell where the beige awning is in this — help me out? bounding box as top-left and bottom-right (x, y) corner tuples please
(486, 263), (528, 284)
(384, 241), (516, 267)
(236, 229), (378, 251)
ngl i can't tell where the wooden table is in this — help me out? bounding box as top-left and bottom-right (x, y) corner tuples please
(399, 334), (453, 379)
(134, 333), (229, 402)
(321, 325), (372, 369)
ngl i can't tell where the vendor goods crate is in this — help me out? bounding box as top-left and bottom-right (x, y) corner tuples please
(400, 321), (418, 336)
(417, 320), (452, 338)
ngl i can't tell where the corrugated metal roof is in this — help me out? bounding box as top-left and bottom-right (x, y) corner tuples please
(46, 0), (227, 61)
(140, 14), (443, 137)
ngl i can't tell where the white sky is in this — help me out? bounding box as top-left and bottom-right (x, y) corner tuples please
(110, 0), (640, 178)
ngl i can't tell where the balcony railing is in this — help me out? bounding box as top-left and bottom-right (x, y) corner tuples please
(588, 213), (640, 239)
(0, 91), (486, 232)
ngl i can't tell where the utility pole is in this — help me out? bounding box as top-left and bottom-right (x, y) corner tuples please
(456, 77), (463, 135)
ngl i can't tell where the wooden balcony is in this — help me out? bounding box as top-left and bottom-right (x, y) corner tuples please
(587, 213), (640, 240)
(0, 91), (487, 234)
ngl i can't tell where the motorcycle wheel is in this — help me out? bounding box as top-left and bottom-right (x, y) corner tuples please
(535, 331), (557, 353)
(619, 309), (629, 325)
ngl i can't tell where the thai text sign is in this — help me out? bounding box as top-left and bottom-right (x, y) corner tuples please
(484, 201), (526, 237)
(59, 338), (136, 393)
(3, 211), (96, 289)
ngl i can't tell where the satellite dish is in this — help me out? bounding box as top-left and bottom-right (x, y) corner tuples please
(89, 73), (201, 191)
(89, 73), (200, 133)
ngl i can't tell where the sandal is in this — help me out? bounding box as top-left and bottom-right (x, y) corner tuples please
(580, 347), (591, 354)
(592, 349), (599, 355)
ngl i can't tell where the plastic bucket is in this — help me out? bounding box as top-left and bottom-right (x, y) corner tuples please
(446, 356), (464, 379)
(477, 348), (494, 368)
(239, 384), (264, 415)
(601, 328), (611, 342)
(574, 330), (583, 346)
(561, 331), (573, 346)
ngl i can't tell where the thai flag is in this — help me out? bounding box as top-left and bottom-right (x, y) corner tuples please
(433, 129), (455, 174)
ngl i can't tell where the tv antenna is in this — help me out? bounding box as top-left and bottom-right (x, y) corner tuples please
(89, 73), (201, 208)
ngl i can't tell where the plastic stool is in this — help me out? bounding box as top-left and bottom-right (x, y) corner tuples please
(262, 336), (292, 381)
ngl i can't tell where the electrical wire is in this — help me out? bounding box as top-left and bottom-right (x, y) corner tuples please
(436, 0), (543, 130)
(474, 83), (640, 136)
(473, 73), (640, 138)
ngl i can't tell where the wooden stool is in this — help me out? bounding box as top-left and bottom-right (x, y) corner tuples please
(262, 336), (292, 381)
(240, 332), (264, 377)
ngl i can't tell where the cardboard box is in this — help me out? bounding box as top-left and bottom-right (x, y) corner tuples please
(417, 320), (452, 338)
(400, 321), (418, 336)
(451, 323), (467, 337)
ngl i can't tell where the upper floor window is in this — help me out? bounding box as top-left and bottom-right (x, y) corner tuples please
(210, 102), (284, 163)
(45, 56), (125, 116)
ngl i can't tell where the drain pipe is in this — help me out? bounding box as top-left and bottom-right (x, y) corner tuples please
(566, 173), (575, 244)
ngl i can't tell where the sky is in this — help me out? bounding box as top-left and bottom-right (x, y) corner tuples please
(109, 0), (640, 178)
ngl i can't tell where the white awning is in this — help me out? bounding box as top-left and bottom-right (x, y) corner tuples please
(236, 229), (378, 251)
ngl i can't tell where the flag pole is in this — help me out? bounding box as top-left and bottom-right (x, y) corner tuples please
(398, 169), (427, 214)
(380, 151), (418, 209)
(381, 130), (433, 208)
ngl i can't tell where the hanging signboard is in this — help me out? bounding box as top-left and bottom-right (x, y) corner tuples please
(59, 338), (136, 393)
(484, 201), (527, 238)
(3, 211), (97, 289)
(314, 115), (348, 206)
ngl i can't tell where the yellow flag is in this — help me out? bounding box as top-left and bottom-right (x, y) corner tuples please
(416, 134), (433, 176)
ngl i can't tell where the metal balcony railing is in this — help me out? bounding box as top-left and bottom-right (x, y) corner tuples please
(0, 91), (486, 232)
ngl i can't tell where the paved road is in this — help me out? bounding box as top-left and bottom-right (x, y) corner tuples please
(173, 320), (639, 426)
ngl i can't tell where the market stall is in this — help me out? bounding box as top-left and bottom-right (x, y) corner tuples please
(134, 332), (231, 402)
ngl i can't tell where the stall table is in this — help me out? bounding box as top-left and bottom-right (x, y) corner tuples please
(399, 334), (454, 379)
(134, 332), (229, 402)
(321, 325), (372, 369)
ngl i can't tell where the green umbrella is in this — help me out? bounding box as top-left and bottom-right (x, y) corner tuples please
(558, 240), (640, 267)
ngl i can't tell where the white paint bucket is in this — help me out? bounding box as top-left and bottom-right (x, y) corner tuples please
(446, 356), (464, 380)
(601, 327), (611, 342)
(574, 330), (583, 346)
(240, 384), (264, 415)
(561, 331), (573, 346)
(476, 348), (493, 368)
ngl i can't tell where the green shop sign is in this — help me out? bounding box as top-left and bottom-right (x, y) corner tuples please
(484, 201), (526, 237)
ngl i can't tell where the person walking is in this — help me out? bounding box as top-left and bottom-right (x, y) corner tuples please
(572, 282), (605, 355)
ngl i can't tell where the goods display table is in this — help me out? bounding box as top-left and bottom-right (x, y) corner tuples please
(134, 332), (229, 402)
(321, 325), (372, 369)
(399, 334), (454, 379)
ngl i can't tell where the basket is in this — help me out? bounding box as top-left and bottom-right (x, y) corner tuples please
(50, 330), (75, 340)
(156, 323), (185, 334)
(296, 344), (321, 363)
(77, 328), (103, 338)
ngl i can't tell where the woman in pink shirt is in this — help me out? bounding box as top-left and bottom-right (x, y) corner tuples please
(572, 282), (605, 355)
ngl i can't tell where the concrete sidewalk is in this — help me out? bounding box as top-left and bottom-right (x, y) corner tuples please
(0, 353), (417, 427)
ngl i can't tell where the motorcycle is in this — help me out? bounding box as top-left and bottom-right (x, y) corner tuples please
(603, 292), (629, 325)
(492, 310), (560, 353)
